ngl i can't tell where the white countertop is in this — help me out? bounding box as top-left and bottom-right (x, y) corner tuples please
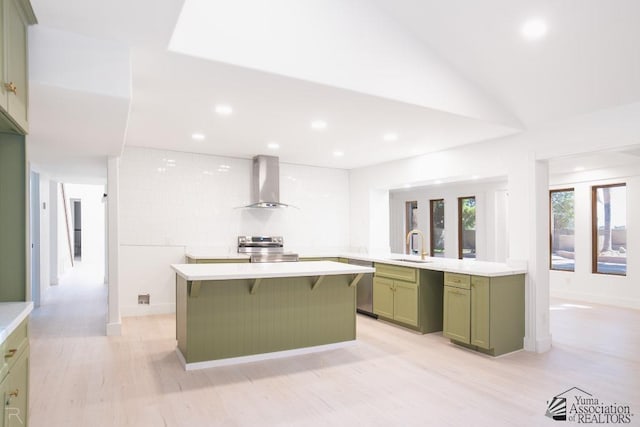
(0, 302), (34, 343)
(172, 261), (375, 281)
(181, 251), (526, 277)
(340, 253), (527, 277)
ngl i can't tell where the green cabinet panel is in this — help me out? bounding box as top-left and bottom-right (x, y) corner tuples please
(0, 0), (35, 134)
(0, 133), (26, 301)
(394, 281), (418, 327)
(373, 263), (443, 333)
(443, 285), (470, 343)
(373, 276), (394, 319)
(470, 276), (490, 349)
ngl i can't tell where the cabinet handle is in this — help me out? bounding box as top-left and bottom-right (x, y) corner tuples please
(8, 389), (19, 399)
(4, 349), (17, 358)
(4, 82), (17, 94)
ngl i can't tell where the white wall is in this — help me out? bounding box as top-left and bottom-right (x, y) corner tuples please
(39, 175), (51, 296)
(389, 180), (508, 261)
(118, 147), (351, 316)
(549, 165), (640, 309)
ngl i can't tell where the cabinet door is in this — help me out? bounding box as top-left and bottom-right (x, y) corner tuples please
(0, 0), (6, 113)
(393, 280), (418, 327)
(373, 276), (394, 319)
(3, 348), (28, 427)
(5, 0), (29, 131)
(471, 276), (491, 349)
(443, 286), (470, 343)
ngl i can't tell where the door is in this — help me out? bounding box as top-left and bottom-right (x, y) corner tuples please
(443, 285), (470, 343)
(373, 276), (394, 319)
(471, 276), (490, 349)
(393, 281), (418, 326)
(4, 349), (29, 427)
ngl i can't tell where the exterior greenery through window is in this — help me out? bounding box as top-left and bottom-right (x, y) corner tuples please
(592, 184), (627, 275)
(458, 196), (476, 259)
(550, 189), (575, 271)
(430, 199), (444, 257)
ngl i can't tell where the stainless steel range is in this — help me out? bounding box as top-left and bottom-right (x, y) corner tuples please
(237, 236), (299, 263)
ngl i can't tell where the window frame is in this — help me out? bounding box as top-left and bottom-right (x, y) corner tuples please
(429, 199), (444, 258)
(549, 188), (575, 272)
(591, 183), (627, 276)
(457, 196), (476, 260)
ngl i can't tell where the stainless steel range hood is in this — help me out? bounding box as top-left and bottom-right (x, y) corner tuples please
(244, 155), (291, 208)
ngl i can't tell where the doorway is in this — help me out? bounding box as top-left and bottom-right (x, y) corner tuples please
(71, 199), (82, 260)
(30, 171), (41, 307)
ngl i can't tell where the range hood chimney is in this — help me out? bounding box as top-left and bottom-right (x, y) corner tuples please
(245, 155), (291, 208)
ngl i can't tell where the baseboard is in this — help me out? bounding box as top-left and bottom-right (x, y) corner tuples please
(106, 322), (121, 336)
(551, 290), (640, 310)
(120, 303), (176, 317)
(177, 340), (358, 371)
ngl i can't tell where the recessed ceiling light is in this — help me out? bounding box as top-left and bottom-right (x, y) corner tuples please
(471, 175), (479, 180)
(311, 120), (327, 130)
(434, 180), (442, 184)
(574, 166), (585, 171)
(383, 133), (398, 141)
(191, 133), (205, 141)
(521, 18), (547, 40)
(215, 104), (233, 115)
(267, 142), (280, 150)
(333, 150), (344, 157)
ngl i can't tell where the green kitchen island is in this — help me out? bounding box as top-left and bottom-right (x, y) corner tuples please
(171, 261), (374, 370)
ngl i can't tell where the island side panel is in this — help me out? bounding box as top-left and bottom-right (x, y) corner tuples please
(176, 275), (188, 356)
(184, 275), (356, 363)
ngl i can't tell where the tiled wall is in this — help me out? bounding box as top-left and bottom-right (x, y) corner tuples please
(118, 147), (350, 315)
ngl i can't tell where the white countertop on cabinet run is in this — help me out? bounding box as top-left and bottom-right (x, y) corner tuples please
(172, 261), (375, 281)
(0, 302), (34, 343)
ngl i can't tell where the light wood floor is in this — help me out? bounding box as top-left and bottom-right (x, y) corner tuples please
(29, 264), (640, 426)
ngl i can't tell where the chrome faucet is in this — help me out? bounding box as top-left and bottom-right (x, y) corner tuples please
(406, 229), (428, 260)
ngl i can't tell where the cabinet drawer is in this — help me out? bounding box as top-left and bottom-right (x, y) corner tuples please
(375, 263), (417, 283)
(4, 318), (28, 369)
(444, 272), (470, 289)
(471, 275), (489, 288)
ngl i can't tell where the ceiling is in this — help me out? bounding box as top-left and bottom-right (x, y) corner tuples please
(26, 0), (640, 181)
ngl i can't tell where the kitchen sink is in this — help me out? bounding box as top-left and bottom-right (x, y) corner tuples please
(389, 258), (432, 264)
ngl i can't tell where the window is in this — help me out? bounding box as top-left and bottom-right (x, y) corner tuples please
(430, 199), (445, 257)
(550, 189), (575, 271)
(458, 196), (476, 259)
(405, 201), (418, 254)
(592, 184), (626, 275)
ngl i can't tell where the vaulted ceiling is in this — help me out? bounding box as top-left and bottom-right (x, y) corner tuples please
(26, 0), (640, 181)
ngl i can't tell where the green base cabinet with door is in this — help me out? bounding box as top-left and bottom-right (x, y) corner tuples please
(373, 263), (443, 333)
(0, 317), (30, 427)
(443, 272), (525, 356)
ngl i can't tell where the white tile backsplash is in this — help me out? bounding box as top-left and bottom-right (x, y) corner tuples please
(118, 147), (350, 315)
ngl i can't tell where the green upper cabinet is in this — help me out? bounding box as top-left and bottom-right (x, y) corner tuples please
(373, 263), (443, 333)
(0, 0), (36, 134)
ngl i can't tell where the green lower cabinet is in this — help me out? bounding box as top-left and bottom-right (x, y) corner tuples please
(470, 276), (490, 349)
(372, 277), (394, 319)
(393, 281), (418, 327)
(443, 272), (525, 356)
(2, 348), (28, 427)
(373, 263), (443, 333)
(443, 285), (470, 343)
